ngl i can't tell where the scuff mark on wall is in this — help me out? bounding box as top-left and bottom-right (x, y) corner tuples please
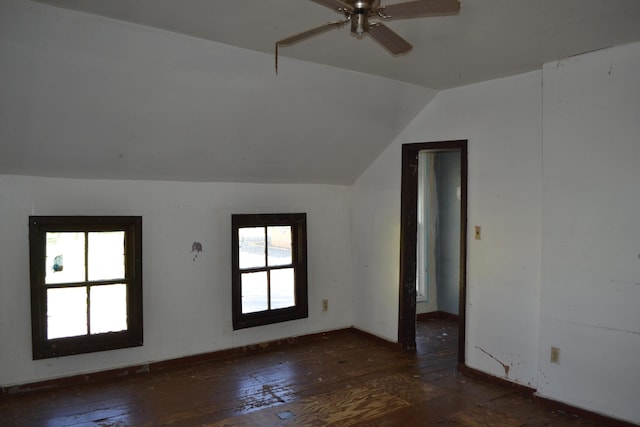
(475, 346), (511, 378)
(539, 368), (549, 386)
(609, 280), (640, 287)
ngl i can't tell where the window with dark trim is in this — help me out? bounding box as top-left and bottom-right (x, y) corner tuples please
(232, 213), (308, 330)
(29, 216), (143, 359)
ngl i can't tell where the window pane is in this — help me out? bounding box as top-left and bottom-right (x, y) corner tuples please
(268, 226), (292, 266)
(270, 268), (295, 309)
(47, 287), (87, 339)
(241, 271), (268, 313)
(88, 232), (125, 281)
(90, 284), (127, 334)
(239, 227), (266, 269)
(45, 232), (85, 284)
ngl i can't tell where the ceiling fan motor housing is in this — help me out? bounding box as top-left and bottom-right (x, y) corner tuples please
(348, 0), (380, 8)
(351, 12), (368, 36)
(348, 0), (379, 36)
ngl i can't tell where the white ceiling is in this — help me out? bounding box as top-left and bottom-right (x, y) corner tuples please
(0, 0), (436, 184)
(2, 0), (640, 185)
(30, 0), (640, 89)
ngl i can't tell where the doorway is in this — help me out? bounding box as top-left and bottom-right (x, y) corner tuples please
(398, 140), (467, 365)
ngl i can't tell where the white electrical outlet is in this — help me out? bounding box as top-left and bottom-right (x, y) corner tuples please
(322, 299), (328, 312)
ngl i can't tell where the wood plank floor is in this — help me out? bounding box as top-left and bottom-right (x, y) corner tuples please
(0, 319), (597, 426)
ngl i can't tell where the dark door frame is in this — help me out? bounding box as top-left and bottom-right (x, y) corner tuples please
(398, 140), (468, 365)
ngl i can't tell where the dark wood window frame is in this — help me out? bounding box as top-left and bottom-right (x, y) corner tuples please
(231, 213), (308, 330)
(29, 216), (143, 360)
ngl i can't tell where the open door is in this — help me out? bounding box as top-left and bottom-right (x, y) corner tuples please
(398, 140), (467, 365)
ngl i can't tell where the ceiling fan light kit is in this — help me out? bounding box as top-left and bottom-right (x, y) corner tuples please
(275, 0), (460, 72)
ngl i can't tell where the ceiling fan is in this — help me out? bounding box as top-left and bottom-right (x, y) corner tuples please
(275, 0), (460, 70)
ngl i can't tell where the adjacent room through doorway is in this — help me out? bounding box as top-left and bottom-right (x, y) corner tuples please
(398, 141), (467, 365)
(416, 149), (461, 321)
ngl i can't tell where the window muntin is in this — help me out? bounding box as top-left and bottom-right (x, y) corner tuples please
(30, 216), (143, 359)
(232, 213), (307, 329)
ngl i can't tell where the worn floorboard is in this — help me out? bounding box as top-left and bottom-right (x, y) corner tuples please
(0, 320), (597, 426)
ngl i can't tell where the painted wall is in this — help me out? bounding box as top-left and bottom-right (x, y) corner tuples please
(436, 152), (460, 316)
(415, 151), (460, 316)
(0, 175), (354, 387)
(353, 70), (544, 387)
(416, 152), (439, 315)
(0, 0), (434, 390)
(1, 0), (637, 420)
(353, 42), (640, 423)
(351, 143), (404, 341)
(538, 42), (640, 423)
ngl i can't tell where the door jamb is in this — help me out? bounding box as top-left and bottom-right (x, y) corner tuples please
(398, 140), (468, 365)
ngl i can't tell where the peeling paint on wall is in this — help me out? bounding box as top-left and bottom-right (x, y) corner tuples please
(192, 241), (203, 262)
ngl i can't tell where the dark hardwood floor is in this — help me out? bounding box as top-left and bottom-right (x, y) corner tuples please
(0, 319), (598, 426)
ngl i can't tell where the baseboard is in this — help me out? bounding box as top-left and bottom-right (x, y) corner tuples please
(417, 311), (459, 322)
(457, 364), (536, 395)
(12, 333), (634, 426)
(1, 327), (358, 397)
(349, 327), (403, 351)
(458, 364), (638, 427)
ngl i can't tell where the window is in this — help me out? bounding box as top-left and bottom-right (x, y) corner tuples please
(232, 213), (308, 329)
(29, 216), (143, 359)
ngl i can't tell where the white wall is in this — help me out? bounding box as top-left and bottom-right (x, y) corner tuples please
(538, 42), (640, 423)
(0, 0), (433, 391)
(353, 70), (544, 388)
(353, 41), (640, 423)
(0, 175), (354, 387)
(351, 144), (404, 340)
(415, 151), (461, 317)
(436, 152), (461, 316)
(1, 0), (638, 419)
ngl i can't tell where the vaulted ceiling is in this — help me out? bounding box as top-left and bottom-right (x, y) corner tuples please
(1, 0), (640, 184)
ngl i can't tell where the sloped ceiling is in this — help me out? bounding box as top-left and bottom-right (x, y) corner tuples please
(0, 0), (436, 184)
(2, 0), (640, 184)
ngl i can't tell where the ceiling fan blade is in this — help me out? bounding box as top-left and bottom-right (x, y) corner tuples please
(380, 0), (460, 20)
(309, 0), (355, 13)
(368, 23), (412, 55)
(276, 20), (347, 46)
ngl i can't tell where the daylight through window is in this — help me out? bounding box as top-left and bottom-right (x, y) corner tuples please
(232, 214), (308, 329)
(29, 216), (143, 359)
